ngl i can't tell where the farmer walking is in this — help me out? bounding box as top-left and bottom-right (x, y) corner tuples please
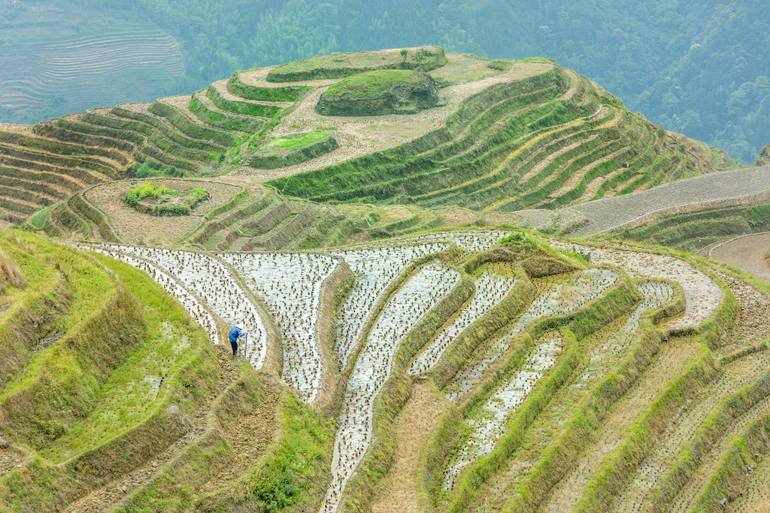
(229, 326), (245, 357)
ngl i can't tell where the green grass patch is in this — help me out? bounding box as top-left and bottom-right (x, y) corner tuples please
(249, 132), (338, 169)
(41, 253), (212, 461)
(317, 69), (440, 116)
(188, 94), (266, 133)
(26, 205), (54, 230)
(204, 392), (334, 513)
(227, 73), (311, 102)
(123, 181), (210, 216)
(0, 240), (218, 512)
(206, 87), (282, 118)
(269, 131), (329, 150)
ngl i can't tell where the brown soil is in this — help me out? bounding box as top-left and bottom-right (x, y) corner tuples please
(196, 375), (281, 498)
(531, 140), (616, 195)
(706, 232), (770, 283)
(116, 102), (152, 114)
(83, 178), (242, 245)
(371, 382), (449, 513)
(579, 163), (628, 202)
(476, 103), (613, 212)
(158, 95), (208, 127)
(717, 274), (770, 356)
(433, 205), (522, 227)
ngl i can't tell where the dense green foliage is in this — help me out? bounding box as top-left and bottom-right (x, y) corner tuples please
(3, 1), (769, 161)
(317, 70), (440, 116)
(123, 181), (209, 216)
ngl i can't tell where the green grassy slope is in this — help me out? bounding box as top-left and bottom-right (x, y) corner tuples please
(0, 231), (282, 512)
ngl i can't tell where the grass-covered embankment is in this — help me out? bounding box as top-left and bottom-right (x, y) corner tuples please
(0, 231), (222, 512)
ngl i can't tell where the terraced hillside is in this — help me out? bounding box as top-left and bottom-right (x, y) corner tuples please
(1, 45), (768, 513)
(619, 202), (770, 252)
(269, 66), (721, 210)
(2, 227), (766, 513)
(0, 2), (184, 123)
(33, 178), (520, 249)
(0, 46), (724, 227)
(0, 230), (282, 513)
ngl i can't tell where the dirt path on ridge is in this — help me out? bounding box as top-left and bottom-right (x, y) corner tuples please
(371, 382), (449, 513)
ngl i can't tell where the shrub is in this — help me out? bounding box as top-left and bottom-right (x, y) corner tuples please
(316, 70), (440, 116)
(122, 182), (210, 216)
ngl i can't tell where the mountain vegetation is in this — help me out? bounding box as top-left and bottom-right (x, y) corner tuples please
(0, 49), (725, 227)
(3, 0), (769, 161)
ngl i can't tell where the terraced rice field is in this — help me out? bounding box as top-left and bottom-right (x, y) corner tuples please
(1, 45), (768, 513)
(221, 252), (340, 403)
(321, 262), (461, 513)
(93, 244), (270, 370)
(410, 271), (516, 376)
(447, 268), (620, 399)
(0, 11), (184, 119)
(556, 164), (770, 236)
(3, 225), (768, 512)
(270, 66), (715, 210)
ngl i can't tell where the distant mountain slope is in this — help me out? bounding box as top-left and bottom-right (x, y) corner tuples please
(0, 48), (724, 227)
(1, 0), (767, 162)
(0, 1), (184, 123)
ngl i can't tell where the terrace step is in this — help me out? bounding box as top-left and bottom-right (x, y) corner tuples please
(189, 90), (267, 134)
